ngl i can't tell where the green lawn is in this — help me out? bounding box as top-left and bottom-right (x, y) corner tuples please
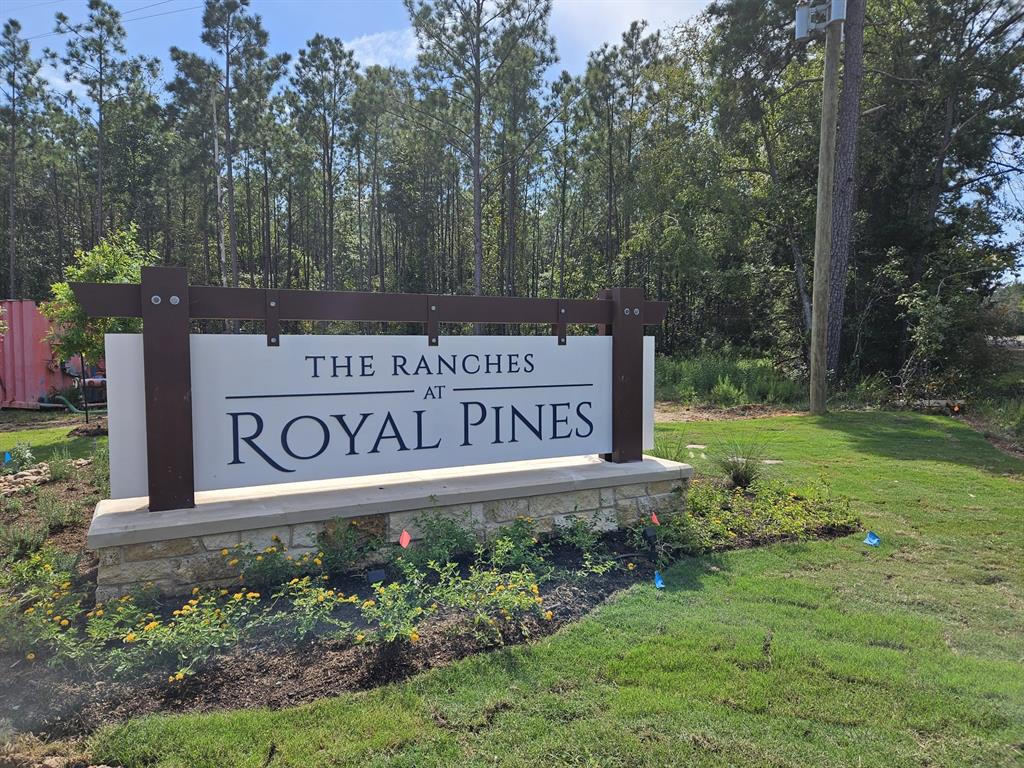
(88, 412), (1024, 767)
(0, 423), (105, 461)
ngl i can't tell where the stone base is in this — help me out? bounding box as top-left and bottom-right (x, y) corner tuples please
(89, 455), (692, 600)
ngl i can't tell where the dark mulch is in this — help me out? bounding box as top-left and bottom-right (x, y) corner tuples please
(67, 420), (107, 438)
(0, 540), (655, 739)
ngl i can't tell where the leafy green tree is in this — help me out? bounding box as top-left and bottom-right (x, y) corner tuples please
(40, 225), (157, 364)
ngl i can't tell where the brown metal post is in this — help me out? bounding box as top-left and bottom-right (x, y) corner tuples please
(140, 267), (195, 511)
(607, 287), (644, 463)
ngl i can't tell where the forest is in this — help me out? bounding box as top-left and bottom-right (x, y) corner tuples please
(1, 0), (1022, 394)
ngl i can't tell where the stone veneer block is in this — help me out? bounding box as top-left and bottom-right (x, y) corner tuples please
(90, 455), (693, 597)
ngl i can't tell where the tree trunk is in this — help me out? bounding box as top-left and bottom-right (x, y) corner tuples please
(826, 0), (866, 375)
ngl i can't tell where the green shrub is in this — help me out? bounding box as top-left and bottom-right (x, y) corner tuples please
(429, 561), (547, 642)
(401, 507), (477, 569)
(36, 488), (76, 533)
(710, 375), (745, 407)
(358, 563), (432, 644)
(644, 479), (859, 564)
(1, 442), (35, 475)
(0, 523), (45, 558)
(261, 576), (354, 642)
(317, 519), (383, 577)
(47, 447), (75, 483)
(482, 516), (550, 575)
(90, 443), (110, 496)
(654, 353), (801, 406)
(554, 514), (601, 555)
(710, 437), (769, 488)
(225, 537), (318, 591)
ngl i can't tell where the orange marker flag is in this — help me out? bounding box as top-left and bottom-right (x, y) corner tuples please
(650, 512), (660, 526)
(399, 529), (411, 548)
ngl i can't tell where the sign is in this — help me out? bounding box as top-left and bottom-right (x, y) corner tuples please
(106, 334), (654, 499)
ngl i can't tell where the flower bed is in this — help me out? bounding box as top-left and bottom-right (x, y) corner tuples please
(0, 477), (859, 738)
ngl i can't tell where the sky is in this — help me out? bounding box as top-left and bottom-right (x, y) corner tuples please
(4, 0), (713, 84)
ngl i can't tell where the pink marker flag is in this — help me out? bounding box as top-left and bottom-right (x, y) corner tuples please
(650, 512), (661, 526)
(399, 529), (412, 548)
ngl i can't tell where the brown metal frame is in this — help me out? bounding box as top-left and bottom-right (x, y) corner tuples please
(72, 267), (666, 512)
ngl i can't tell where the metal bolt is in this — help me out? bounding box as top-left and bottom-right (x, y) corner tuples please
(270, 300), (277, 307)
(150, 295), (161, 305)
(431, 337), (437, 343)
(623, 308), (629, 316)
(633, 307), (640, 316)
(560, 308), (566, 314)
(270, 337), (278, 344)
(430, 305), (437, 311)
(169, 295), (180, 306)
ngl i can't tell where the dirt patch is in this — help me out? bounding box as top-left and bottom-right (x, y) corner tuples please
(654, 402), (802, 423)
(962, 413), (1024, 461)
(0, 413), (83, 433)
(67, 420), (107, 438)
(0, 544), (654, 739)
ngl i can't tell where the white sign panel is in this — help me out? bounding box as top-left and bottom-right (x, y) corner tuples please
(105, 334), (655, 499)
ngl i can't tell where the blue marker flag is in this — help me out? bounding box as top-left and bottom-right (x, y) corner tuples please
(3, 451), (10, 464)
(653, 571), (665, 589)
(863, 531), (881, 547)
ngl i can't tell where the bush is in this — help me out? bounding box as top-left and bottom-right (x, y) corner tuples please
(261, 576), (355, 643)
(643, 479), (859, 564)
(1, 442), (35, 475)
(90, 443), (110, 496)
(358, 562), (432, 644)
(0, 523), (45, 559)
(36, 488), (76, 533)
(47, 447), (75, 483)
(482, 516), (550, 575)
(554, 514), (601, 555)
(225, 538), (316, 591)
(655, 353), (801, 406)
(710, 437), (769, 488)
(710, 375), (745, 407)
(429, 561), (547, 642)
(317, 519), (383, 577)
(400, 507), (477, 569)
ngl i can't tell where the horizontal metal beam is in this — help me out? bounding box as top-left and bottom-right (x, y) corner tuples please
(71, 282), (668, 327)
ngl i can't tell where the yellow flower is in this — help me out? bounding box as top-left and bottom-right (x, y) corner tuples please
(123, 632), (137, 643)
(95, 609), (104, 617)
(313, 558), (322, 566)
(60, 619), (69, 627)
(192, 587), (200, 595)
(61, 581), (71, 589)
(228, 558), (239, 567)
(255, 555), (263, 562)
(627, 562), (636, 571)
(26, 652), (36, 661)
(174, 671), (185, 681)
(168, 674), (175, 683)
(219, 589), (229, 596)
(362, 599), (376, 608)
(246, 592), (260, 600)
(409, 630), (420, 644)
(529, 584), (539, 596)
(544, 611), (553, 621)
(289, 578), (299, 585)
(233, 593), (244, 601)
(221, 548), (229, 556)
(143, 620), (160, 632)
(355, 633), (365, 642)
(23, 607), (34, 615)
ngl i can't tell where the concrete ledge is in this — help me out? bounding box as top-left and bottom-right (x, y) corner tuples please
(88, 455), (693, 549)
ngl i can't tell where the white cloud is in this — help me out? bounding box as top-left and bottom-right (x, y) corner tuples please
(550, 0), (709, 71)
(346, 27), (419, 70)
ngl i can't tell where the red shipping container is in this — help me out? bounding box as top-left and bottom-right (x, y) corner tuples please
(0, 299), (74, 408)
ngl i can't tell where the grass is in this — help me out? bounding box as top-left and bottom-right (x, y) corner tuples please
(85, 411), (1024, 768)
(0, 425), (104, 462)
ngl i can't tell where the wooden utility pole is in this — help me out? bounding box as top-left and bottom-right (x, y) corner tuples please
(803, 2), (845, 415)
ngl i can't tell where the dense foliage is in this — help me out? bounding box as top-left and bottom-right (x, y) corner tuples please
(1, 0), (1021, 390)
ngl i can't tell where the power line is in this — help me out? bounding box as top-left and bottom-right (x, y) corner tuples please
(22, 3), (202, 42)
